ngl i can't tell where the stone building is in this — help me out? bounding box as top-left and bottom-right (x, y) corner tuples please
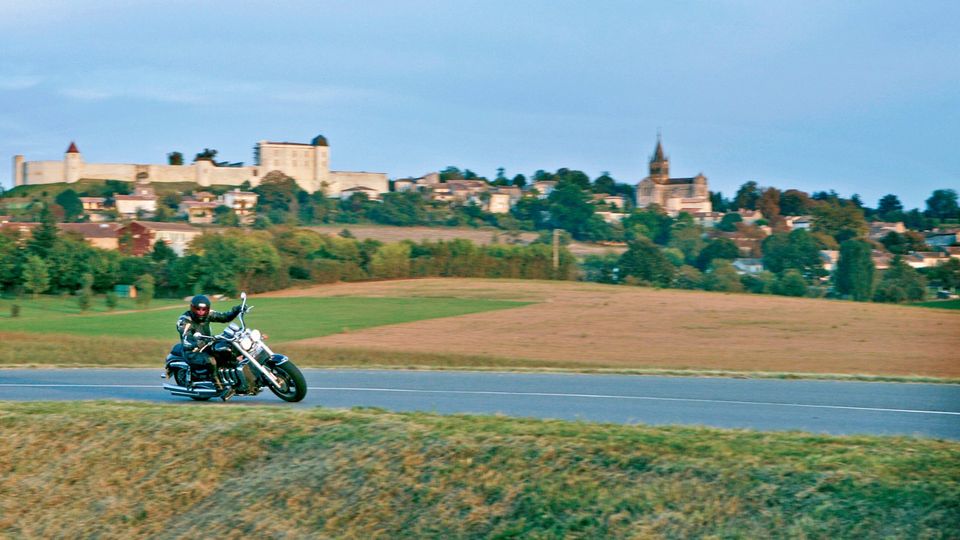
(635, 138), (712, 216)
(12, 135), (387, 197)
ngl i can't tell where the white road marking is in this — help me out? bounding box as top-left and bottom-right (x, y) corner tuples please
(1, 383), (958, 417)
(307, 386), (960, 416)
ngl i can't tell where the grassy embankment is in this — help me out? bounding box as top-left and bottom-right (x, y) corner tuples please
(0, 295), (528, 368)
(0, 402), (957, 538)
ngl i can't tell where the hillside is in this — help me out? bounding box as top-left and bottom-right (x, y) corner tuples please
(1, 402), (957, 538)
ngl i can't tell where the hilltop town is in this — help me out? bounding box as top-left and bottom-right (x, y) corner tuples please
(1, 136), (958, 305)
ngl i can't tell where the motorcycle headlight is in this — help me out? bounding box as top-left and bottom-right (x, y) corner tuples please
(250, 329), (262, 342)
(239, 336), (253, 351)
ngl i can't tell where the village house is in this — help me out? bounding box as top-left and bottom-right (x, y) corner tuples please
(693, 211), (723, 228)
(179, 199), (219, 224)
(59, 223), (122, 250)
(925, 229), (960, 249)
(392, 179), (417, 192)
(595, 210), (628, 224)
(819, 250), (840, 272)
(783, 216), (812, 230)
(531, 180), (557, 199)
(871, 250), (892, 270)
(114, 184), (157, 217)
(220, 189), (258, 225)
(906, 251), (951, 269)
(737, 209), (763, 225)
(116, 221), (202, 256)
(78, 196), (110, 222)
(485, 192), (512, 214)
(732, 258), (765, 274)
(0, 221), (120, 250)
(868, 221), (907, 240)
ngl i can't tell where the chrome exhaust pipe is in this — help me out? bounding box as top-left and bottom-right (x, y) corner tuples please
(162, 383), (218, 398)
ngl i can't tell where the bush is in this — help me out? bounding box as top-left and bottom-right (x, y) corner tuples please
(105, 291), (118, 310)
(135, 274), (155, 308)
(10, 304), (20, 318)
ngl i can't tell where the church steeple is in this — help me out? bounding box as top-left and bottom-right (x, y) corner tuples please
(649, 134), (669, 183)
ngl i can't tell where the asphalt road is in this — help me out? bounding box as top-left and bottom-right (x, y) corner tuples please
(1, 369), (958, 439)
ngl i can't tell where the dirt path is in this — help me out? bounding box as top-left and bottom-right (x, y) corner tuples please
(275, 279), (960, 377)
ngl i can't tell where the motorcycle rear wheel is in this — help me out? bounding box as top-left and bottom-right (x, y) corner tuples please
(268, 362), (307, 402)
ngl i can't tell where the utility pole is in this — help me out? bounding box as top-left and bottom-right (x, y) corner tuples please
(552, 228), (560, 272)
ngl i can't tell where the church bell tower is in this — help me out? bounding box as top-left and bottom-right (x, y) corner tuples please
(649, 135), (669, 184)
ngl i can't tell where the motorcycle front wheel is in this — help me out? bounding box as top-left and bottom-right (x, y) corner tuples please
(268, 362), (307, 402)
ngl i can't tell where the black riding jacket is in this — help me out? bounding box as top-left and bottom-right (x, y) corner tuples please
(176, 306), (242, 352)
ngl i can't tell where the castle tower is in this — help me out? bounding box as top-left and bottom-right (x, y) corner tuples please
(311, 134), (330, 194)
(13, 155), (24, 187)
(649, 136), (669, 184)
(64, 141), (82, 183)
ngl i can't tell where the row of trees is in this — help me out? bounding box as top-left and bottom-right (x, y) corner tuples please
(0, 209), (577, 302)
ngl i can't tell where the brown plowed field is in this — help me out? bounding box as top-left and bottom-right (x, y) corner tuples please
(269, 278), (960, 377)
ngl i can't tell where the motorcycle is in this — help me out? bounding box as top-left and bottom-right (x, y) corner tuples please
(162, 292), (307, 403)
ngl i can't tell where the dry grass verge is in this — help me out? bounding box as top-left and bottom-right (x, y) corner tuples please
(1, 402), (957, 538)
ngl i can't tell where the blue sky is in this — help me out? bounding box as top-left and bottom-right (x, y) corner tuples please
(1, 0), (957, 207)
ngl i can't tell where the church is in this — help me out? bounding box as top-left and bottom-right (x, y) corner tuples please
(635, 138), (712, 216)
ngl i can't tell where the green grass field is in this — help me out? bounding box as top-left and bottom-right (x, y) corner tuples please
(0, 295), (527, 342)
(913, 298), (960, 310)
(0, 402), (956, 538)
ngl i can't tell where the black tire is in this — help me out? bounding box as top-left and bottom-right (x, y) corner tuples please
(173, 367), (211, 401)
(268, 361), (307, 402)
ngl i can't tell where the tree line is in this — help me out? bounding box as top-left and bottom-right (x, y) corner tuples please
(0, 208), (576, 308)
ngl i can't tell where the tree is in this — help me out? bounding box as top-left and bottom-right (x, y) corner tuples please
(811, 201), (867, 242)
(167, 151), (184, 166)
(547, 181), (595, 239)
(22, 255), (50, 298)
(0, 231), (21, 292)
(733, 181), (760, 210)
(668, 225), (705, 265)
(695, 238), (739, 270)
(622, 206), (674, 245)
(253, 170), (302, 219)
(150, 239), (178, 263)
(876, 194), (903, 220)
(592, 172), (616, 194)
(370, 242), (412, 278)
(925, 189), (959, 221)
(674, 265), (704, 289)
(761, 229), (824, 278)
(880, 231), (928, 255)
(709, 191), (729, 213)
(193, 148), (218, 164)
(772, 269), (807, 297)
(55, 189), (83, 222)
(779, 189), (813, 216)
(716, 212), (742, 232)
(76, 272), (94, 312)
(617, 236), (675, 286)
(873, 256), (927, 303)
(27, 205), (58, 259)
(135, 274), (155, 308)
(702, 260), (743, 292)
(758, 187), (781, 221)
(511, 174), (527, 188)
(924, 258), (960, 292)
(214, 205), (240, 227)
(835, 239), (875, 301)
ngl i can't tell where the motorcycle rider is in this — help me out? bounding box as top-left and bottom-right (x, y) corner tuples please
(175, 294), (244, 400)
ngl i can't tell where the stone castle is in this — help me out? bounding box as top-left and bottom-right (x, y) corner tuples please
(636, 137), (712, 215)
(11, 135), (387, 196)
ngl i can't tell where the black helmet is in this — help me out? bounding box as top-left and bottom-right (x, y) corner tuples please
(190, 294), (211, 322)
